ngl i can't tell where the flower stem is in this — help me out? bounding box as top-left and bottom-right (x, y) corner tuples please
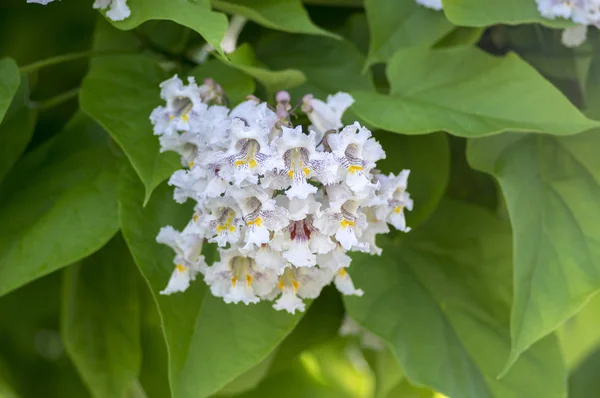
(36, 88), (80, 111)
(19, 49), (137, 73)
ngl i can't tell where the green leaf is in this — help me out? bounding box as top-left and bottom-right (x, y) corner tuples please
(467, 130), (600, 373)
(257, 34), (374, 98)
(119, 164), (305, 398)
(61, 235), (141, 398)
(434, 27), (484, 47)
(351, 47), (598, 137)
(104, 0), (228, 53)
(268, 286), (345, 374)
(374, 131), (450, 229)
(80, 54), (180, 202)
(364, 0), (454, 68)
(233, 359), (349, 398)
(0, 113), (120, 297)
(384, 380), (437, 398)
(558, 293), (600, 370)
(0, 58), (20, 124)
(344, 200), (566, 398)
(189, 59), (255, 106)
(368, 347), (404, 398)
(0, 74), (37, 184)
(212, 0), (337, 38)
(223, 43), (306, 94)
(138, 277), (171, 398)
(441, 0), (574, 28)
(569, 346), (600, 398)
(216, 351), (277, 396)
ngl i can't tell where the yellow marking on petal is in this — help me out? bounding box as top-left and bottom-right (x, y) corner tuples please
(288, 170), (294, 178)
(246, 274), (253, 286)
(302, 167), (310, 176)
(338, 268), (347, 277)
(234, 160), (245, 167)
(181, 113), (189, 122)
(249, 159), (258, 168)
(188, 161), (194, 167)
(394, 206), (403, 214)
(292, 280), (299, 292)
(229, 225), (236, 232)
(231, 276), (238, 287)
(278, 281), (285, 290)
(176, 264), (186, 272)
(247, 217), (263, 227)
(217, 225), (224, 232)
(169, 115), (175, 120)
(340, 219), (355, 229)
(348, 165), (363, 174)
(193, 214), (199, 222)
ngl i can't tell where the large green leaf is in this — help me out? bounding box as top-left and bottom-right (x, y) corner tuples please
(0, 113), (120, 297)
(119, 164), (305, 398)
(104, 0), (228, 53)
(442, 0), (574, 28)
(569, 346), (600, 398)
(0, 74), (37, 184)
(189, 60), (255, 106)
(223, 43), (306, 94)
(212, 0), (337, 38)
(0, 58), (20, 124)
(374, 131), (450, 229)
(80, 54), (180, 202)
(467, 130), (600, 373)
(344, 200), (566, 398)
(61, 235), (141, 398)
(351, 47), (597, 137)
(233, 359), (349, 398)
(257, 34), (374, 99)
(364, 0), (454, 68)
(558, 293), (600, 370)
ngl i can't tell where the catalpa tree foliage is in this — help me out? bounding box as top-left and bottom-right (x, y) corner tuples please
(1, 0), (600, 397)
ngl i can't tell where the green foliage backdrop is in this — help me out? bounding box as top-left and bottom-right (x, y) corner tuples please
(1, 0), (600, 397)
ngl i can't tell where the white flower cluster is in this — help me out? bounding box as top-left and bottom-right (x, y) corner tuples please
(150, 75), (413, 314)
(416, 0), (443, 11)
(537, 0), (600, 46)
(27, 0), (130, 21)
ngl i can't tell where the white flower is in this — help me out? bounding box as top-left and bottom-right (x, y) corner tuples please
(270, 216), (334, 268)
(156, 225), (204, 264)
(327, 122), (385, 194)
(302, 92), (354, 139)
(150, 75), (208, 137)
(254, 244), (288, 274)
(231, 186), (290, 249)
(374, 171), (413, 232)
(334, 267), (364, 296)
(314, 185), (370, 251)
(262, 126), (339, 199)
(271, 267), (331, 314)
(315, 245), (363, 296)
(160, 259), (205, 295)
(230, 100), (278, 131)
(151, 81), (416, 313)
(536, 0), (600, 47)
(536, 0), (575, 19)
(562, 25), (588, 47)
(360, 208), (390, 255)
(202, 197), (245, 247)
(205, 249), (277, 304)
(27, 0), (55, 4)
(416, 0), (443, 10)
(212, 118), (273, 186)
